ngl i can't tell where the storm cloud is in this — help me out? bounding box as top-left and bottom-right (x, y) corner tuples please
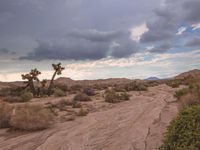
(20, 30), (138, 60)
(140, 0), (200, 48)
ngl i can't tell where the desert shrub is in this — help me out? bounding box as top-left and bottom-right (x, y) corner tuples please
(20, 92), (33, 102)
(113, 85), (126, 92)
(125, 81), (148, 91)
(160, 106), (200, 150)
(10, 104), (54, 131)
(0, 87), (25, 97)
(166, 79), (182, 88)
(119, 92), (130, 101)
(83, 87), (95, 96)
(53, 88), (65, 97)
(175, 83), (200, 109)
(179, 93), (200, 109)
(76, 108), (88, 116)
(104, 90), (130, 103)
(174, 88), (190, 100)
(73, 93), (92, 102)
(3, 92), (33, 103)
(72, 100), (82, 108)
(3, 96), (22, 103)
(0, 103), (13, 128)
(54, 84), (69, 92)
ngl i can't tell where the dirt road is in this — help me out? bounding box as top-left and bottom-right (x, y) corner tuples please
(0, 85), (178, 150)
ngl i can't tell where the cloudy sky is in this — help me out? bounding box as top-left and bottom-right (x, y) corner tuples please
(0, 0), (200, 81)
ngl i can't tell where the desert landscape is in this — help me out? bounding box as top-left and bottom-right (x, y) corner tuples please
(1, 0), (200, 149)
(0, 68), (200, 150)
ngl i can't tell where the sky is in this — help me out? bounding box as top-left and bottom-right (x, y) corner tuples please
(0, 0), (200, 81)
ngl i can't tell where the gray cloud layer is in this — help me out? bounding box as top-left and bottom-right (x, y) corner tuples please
(20, 30), (138, 60)
(0, 0), (200, 60)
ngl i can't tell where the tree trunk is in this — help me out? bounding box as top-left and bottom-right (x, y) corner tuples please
(47, 71), (57, 96)
(29, 80), (36, 95)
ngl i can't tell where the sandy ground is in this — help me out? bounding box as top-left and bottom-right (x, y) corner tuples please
(0, 84), (179, 150)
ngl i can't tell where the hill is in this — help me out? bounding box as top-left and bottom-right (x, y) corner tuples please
(175, 69), (200, 79)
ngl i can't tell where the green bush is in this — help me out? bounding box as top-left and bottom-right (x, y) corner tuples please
(0, 103), (13, 128)
(104, 90), (130, 103)
(53, 88), (66, 97)
(160, 106), (200, 150)
(20, 92), (33, 102)
(166, 80), (182, 88)
(73, 93), (92, 102)
(10, 104), (54, 131)
(3, 92), (33, 103)
(174, 88), (189, 100)
(125, 81), (148, 91)
(0, 87), (24, 97)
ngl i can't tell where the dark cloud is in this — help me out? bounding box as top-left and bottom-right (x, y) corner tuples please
(185, 37), (200, 47)
(67, 30), (123, 42)
(20, 30), (138, 60)
(140, 0), (200, 44)
(0, 48), (16, 55)
(149, 43), (172, 53)
(183, 0), (200, 23)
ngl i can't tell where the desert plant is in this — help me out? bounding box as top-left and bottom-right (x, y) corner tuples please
(83, 87), (95, 96)
(174, 88), (189, 100)
(179, 93), (200, 109)
(166, 79), (182, 88)
(104, 90), (130, 103)
(10, 104), (54, 131)
(73, 93), (92, 102)
(47, 63), (65, 96)
(53, 88), (65, 97)
(119, 92), (130, 101)
(22, 69), (41, 95)
(125, 81), (148, 91)
(160, 106), (200, 150)
(76, 108), (88, 116)
(72, 100), (82, 108)
(0, 103), (13, 128)
(55, 84), (69, 92)
(20, 92), (33, 102)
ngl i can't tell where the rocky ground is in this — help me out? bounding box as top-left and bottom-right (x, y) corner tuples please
(0, 84), (179, 150)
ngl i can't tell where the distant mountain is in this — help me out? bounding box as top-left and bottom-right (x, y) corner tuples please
(145, 77), (160, 81)
(175, 69), (200, 79)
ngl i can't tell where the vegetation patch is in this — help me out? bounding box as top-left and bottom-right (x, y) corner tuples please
(0, 103), (13, 128)
(83, 87), (96, 96)
(10, 104), (54, 131)
(160, 106), (200, 150)
(53, 88), (66, 97)
(73, 93), (92, 102)
(104, 90), (130, 103)
(125, 81), (148, 91)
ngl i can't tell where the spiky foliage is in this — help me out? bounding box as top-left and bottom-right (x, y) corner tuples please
(47, 63), (65, 96)
(21, 69), (41, 95)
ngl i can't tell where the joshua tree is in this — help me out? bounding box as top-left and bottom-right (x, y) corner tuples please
(47, 63), (65, 96)
(41, 79), (47, 88)
(22, 69), (41, 95)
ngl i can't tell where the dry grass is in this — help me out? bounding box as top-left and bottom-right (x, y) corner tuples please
(10, 104), (54, 131)
(0, 102), (13, 128)
(73, 93), (92, 102)
(104, 90), (130, 103)
(76, 108), (89, 116)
